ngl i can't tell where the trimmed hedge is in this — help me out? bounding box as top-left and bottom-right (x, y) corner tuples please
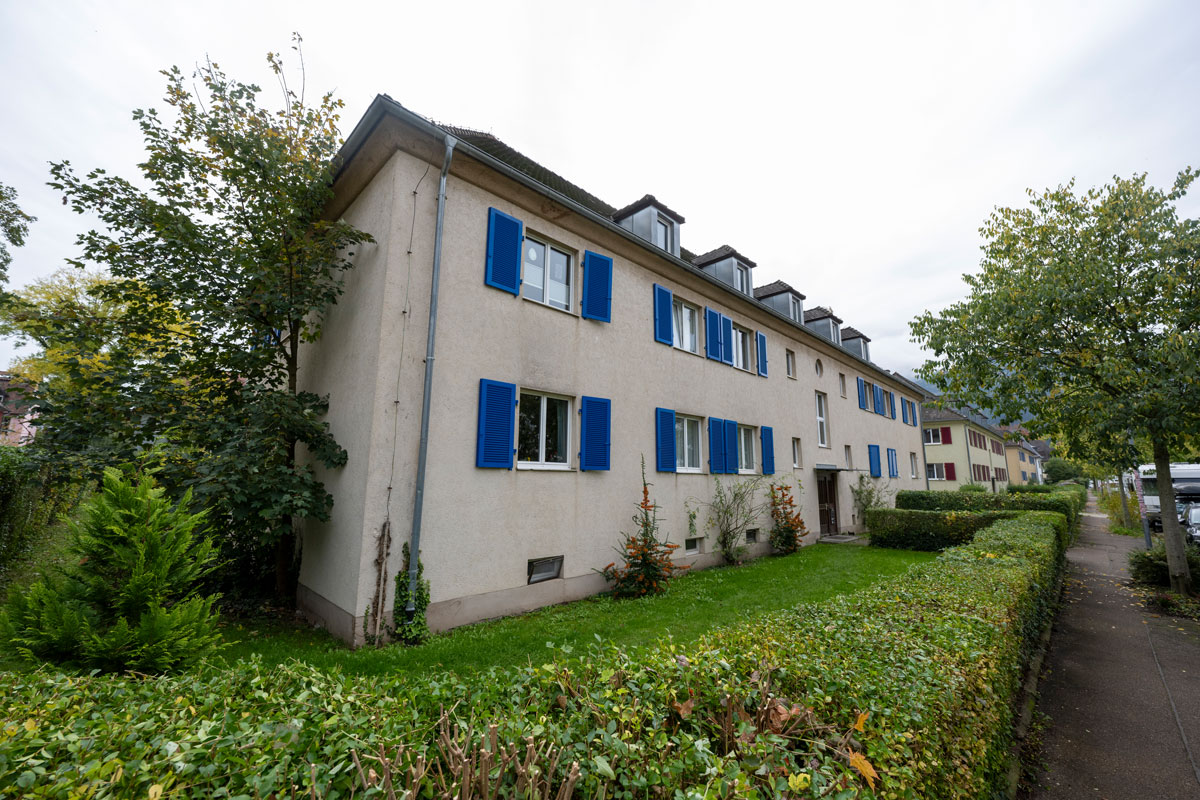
(896, 487), (1084, 532)
(866, 508), (1017, 550)
(0, 513), (1067, 799)
(1006, 484), (1055, 494)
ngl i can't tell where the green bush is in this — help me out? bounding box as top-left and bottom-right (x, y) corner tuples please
(958, 483), (988, 493)
(866, 508), (1016, 550)
(0, 512), (1067, 799)
(0, 447), (81, 581)
(391, 542), (430, 645)
(1128, 544), (1200, 587)
(896, 488), (1083, 532)
(1007, 484), (1055, 494)
(0, 467), (221, 673)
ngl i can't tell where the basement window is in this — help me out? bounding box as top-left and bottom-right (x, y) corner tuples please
(527, 556), (563, 584)
(685, 537), (702, 555)
(745, 528), (759, 544)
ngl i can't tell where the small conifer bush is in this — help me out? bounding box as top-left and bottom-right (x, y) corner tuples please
(768, 480), (808, 554)
(0, 467), (221, 673)
(601, 459), (687, 597)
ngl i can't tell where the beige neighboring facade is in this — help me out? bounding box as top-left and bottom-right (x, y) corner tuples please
(921, 405), (1010, 492)
(1005, 440), (1043, 485)
(296, 96), (927, 645)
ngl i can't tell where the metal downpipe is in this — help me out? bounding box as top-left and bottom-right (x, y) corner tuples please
(406, 134), (456, 618)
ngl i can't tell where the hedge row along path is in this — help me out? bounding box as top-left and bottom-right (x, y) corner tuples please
(1026, 493), (1200, 799)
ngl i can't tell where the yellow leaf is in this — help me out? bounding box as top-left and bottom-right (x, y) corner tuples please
(788, 772), (812, 791)
(149, 784), (164, 800)
(849, 751), (879, 789)
(23, 719), (35, 732)
(854, 711), (869, 732)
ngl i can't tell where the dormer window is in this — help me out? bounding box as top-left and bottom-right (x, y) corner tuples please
(735, 264), (751, 294)
(830, 323), (841, 344)
(788, 295), (801, 321)
(653, 216), (672, 252)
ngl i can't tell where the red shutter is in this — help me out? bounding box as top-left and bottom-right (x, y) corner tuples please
(945, 462), (957, 481)
(941, 426), (952, 444)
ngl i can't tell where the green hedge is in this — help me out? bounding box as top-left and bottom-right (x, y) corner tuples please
(1006, 484), (1055, 494)
(0, 447), (79, 581)
(866, 508), (1017, 551)
(0, 513), (1067, 799)
(895, 487), (1083, 532)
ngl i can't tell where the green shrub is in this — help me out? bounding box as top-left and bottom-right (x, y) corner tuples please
(1007, 484), (1054, 494)
(768, 480), (807, 554)
(601, 461), (687, 597)
(1128, 544), (1200, 587)
(391, 542), (430, 645)
(0, 467), (221, 673)
(896, 488), (1083, 532)
(959, 483), (988, 493)
(867, 508), (1016, 550)
(0, 512), (1067, 799)
(0, 447), (82, 581)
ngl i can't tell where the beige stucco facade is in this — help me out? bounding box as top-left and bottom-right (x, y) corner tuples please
(296, 101), (928, 644)
(1005, 442), (1042, 485)
(921, 414), (1010, 493)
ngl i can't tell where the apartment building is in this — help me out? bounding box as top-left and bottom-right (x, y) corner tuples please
(921, 404), (1010, 492)
(297, 96), (926, 644)
(1005, 439), (1044, 485)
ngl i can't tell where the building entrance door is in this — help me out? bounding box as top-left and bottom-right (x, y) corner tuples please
(817, 473), (838, 534)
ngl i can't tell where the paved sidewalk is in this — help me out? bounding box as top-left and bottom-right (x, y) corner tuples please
(1027, 497), (1200, 799)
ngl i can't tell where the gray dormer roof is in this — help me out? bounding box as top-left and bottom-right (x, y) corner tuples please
(692, 244), (757, 269)
(841, 326), (870, 343)
(753, 279), (806, 301)
(611, 194), (686, 224)
(803, 306), (843, 324)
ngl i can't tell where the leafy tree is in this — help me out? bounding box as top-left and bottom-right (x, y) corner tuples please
(41, 39), (373, 598)
(0, 181), (35, 287)
(1043, 457), (1082, 484)
(912, 169), (1200, 593)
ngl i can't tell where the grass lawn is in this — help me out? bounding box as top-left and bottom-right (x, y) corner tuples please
(216, 543), (934, 677)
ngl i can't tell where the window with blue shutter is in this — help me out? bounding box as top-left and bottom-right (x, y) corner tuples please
(720, 316), (734, 365)
(888, 392), (896, 420)
(653, 284), (673, 344)
(579, 396), (611, 471)
(708, 417), (725, 473)
(857, 377), (867, 410)
(761, 426), (775, 475)
(911, 401), (920, 426)
(874, 385), (886, 416)
(581, 251), (613, 322)
(868, 444), (881, 478)
(476, 379), (516, 468)
(887, 447), (898, 478)
(902, 398), (910, 424)
(756, 331), (768, 377)
(705, 307), (721, 359)
(723, 419), (738, 473)
(484, 208), (523, 295)
(655, 407), (676, 473)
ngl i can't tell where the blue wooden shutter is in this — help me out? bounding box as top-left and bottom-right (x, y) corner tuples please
(874, 385), (885, 416)
(579, 396), (611, 471)
(868, 444), (881, 478)
(705, 307), (721, 359)
(708, 417), (725, 473)
(484, 208), (523, 295)
(655, 407), (676, 473)
(721, 315), (734, 365)
(888, 448), (898, 478)
(761, 426), (775, 475)
(889, 392), (896, 419)
(724, 419), (739, 473)
(582, 251), (613, 322)
(857, 377), (867, 410)
(902, 398), (910, 424)
(756, 331), (768, 377)
(912, 403), (920, 427)
(653, 284), (673, 344)
(476, 379), (516, 468)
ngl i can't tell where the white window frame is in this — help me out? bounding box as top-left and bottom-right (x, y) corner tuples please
(927, 463), (946, 481)
(815, 391), (829, 448)
(815, 358), (823, 377)
(516, 390), (573, 470)
(792, 437), (802, 469)
(737, 424), (756, 474)
(675, 414), (703, 473)
(788, 295), (801, 321)
(910, 452), (918, 479)
(684, 537), (702, 555)
(654, 215), (673, 252)
(923, 427), (942, 445)
(672, 298), (700, 355)
(732, 324), (752, 371)
(735, 264), (751, 294)
(845, 445), (853, 469)
(785, 349), (796, 379)
(839, 373), (846, 397)
(864, 380), (876, 411)
(521, 235), (574, 313)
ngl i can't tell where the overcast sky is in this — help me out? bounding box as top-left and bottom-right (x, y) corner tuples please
(2, 0), (1198, 376)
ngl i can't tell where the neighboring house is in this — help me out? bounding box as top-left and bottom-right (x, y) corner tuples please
(297, 96), (927, 644)
(1004, 439), (1043, 485)
(0, 373), (36, 446)
(921, 403), (1010, 492)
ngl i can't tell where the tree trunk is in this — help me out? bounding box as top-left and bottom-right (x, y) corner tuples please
(1153, 438), (1192, 595)
(1117, 473), (1133, 528)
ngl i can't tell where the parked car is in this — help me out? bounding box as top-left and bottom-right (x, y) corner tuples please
(1184, 504), (1200, 545)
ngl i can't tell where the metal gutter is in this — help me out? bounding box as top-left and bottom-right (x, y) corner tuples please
(334, 95), (916, 397)
(405, 133), (456, 619)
